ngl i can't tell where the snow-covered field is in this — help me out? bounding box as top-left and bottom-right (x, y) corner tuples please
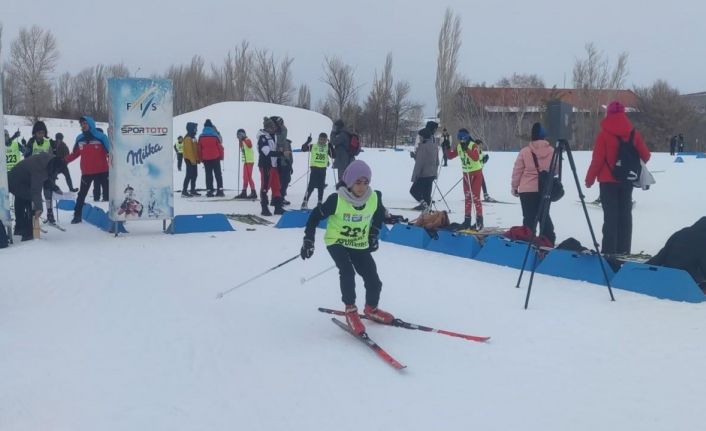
(2, 105), (706, 431)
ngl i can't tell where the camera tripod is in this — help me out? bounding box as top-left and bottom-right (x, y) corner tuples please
(516, 139), (615, 309)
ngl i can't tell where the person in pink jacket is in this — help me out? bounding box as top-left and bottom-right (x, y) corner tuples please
(511, 122), (556, 244)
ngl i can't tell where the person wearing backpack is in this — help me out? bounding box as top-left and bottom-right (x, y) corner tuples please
(510, 122), (556, 245)
(330, 119), (355, 180)
(585, 101), (650, 255)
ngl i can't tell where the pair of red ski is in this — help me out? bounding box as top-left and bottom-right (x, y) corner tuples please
(319, 307), (490, 371)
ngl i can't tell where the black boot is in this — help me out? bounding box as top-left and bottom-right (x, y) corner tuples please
(260, 195), (272, 216)
(273, 197), (285, 215)
(71, 213), (82, 224)
(181, 190), (191, 198)
(474, 216), (484, 231)
(461, 216), (473, 229)
(236, 189), (247, 199)
(248, 190), (257, 199)
(46, 208), (56, 224)
(215, 189), (225, 197)
(190, 190), (202, 196)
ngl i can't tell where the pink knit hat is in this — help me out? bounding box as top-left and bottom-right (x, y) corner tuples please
(342, 160), (372, 187)
(607, 100), (625, 114)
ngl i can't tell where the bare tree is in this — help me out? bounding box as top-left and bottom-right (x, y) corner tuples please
(8, 25), (59, 120)
(296, 84), (311, 109)
(496, 73), (546, 141)
(634, 80), (698, 151)
(572, 42), (629, 148)
(232, 40), (253, 101)
(364, 53), (394, 146)
(436, 8), (462, 129)
(250, 49), (294, 105)
(391, 81), (423, 148)
(321, 55), (358, 122)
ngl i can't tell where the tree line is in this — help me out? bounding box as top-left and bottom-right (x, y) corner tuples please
(1, 19), (704, 151)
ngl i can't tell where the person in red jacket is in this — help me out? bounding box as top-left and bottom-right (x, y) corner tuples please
(445, 128), (484, 230)
(235, 129), (257, 199)
(585, 101), (651, 254)
(198, 119), (225, 197)
(65, 116), (111, 224)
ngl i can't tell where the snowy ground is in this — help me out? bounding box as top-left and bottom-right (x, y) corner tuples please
(2, 109), (706, 430)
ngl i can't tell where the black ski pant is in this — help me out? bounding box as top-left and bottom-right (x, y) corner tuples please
(409, 176), (435, 206)
(599, 181), (634, 254)
(327, 244), (383, 307)
(203, 159), (223, 192)
(182, 160), (198, 193)
(176, 153), (183, 171)
(278, 164), (292, 198)
(91, 172), (109, 201)
(58, 164), (75, 190)
(304, 167), (327, 203)
(75, 172), (108, 219)
(519, 191), (556, 244)
(13, 195), (33, 237)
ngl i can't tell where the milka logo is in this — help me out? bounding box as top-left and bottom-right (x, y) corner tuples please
(127, 143), (163, 166)
(126, 86), (159, 117)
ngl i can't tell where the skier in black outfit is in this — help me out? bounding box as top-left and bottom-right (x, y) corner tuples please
(300, 160), (393, 335)
(300, 132), (333, 209)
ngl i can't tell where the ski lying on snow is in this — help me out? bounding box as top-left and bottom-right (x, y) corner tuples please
(482, 199), (517, 205)
(225, 213), (273, 225)
(330, 318), (406, 370)
(320, 308), (490, 343)
(454, 227), (507, 236)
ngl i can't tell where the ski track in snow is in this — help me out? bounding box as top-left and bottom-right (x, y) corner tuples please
(2, 111), (706, 431)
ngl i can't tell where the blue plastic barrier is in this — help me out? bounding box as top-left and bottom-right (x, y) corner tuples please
(697, 153), (706, 159)
(473, 235), (538, 269)
(56, 199), (76, 211)
(168, 214), (235, 234)
(379, 224), (390, 240)
(274, 210), (327, 229)
(611, 262), (705, 303)
(535, 249), (615, 285)
(383, 224), (431, 249)
(674, 156), (684, 163)
(87, 207), (111, 231)
(425, 230), (482, 259)
(676, 152), (702, 156)
(81, 203), (93, 221)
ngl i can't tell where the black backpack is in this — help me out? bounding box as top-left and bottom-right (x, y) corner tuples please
(531, 152), (564, 202)
(611, 129), (641, 183)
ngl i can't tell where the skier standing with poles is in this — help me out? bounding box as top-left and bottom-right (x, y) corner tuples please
(300, 132), (332, 209)
(235, 129), (257, 199)
(445, 128), (484, 230)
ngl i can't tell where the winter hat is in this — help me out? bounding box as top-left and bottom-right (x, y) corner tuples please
(334, 119), (345, 128)
(342, 160), (372, 188)
(32, 121), (48, 135)
(531, 122), (546, 140)
(237, 128), (246, 136)
(186, 122), (198, 136)
(204, 119), (214, 128)
(318, 132), (328, 138)
(55, 132), (64, 140)
(607, 101), (625, 115)
(425, 121), (439, 131)
(263, 117), (276, 131)
(457, 128), (472, 142)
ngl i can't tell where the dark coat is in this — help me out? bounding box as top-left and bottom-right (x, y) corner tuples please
(8, 152), (55, 210)
(647, 217), (706, 289)
(330, 126), (353, 170)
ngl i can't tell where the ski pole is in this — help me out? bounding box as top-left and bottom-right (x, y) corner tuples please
(300, 264), (336, 285)
(216, 254), (300, 299)
(289, 170), (308, 187)
(442, 177), (462, 200)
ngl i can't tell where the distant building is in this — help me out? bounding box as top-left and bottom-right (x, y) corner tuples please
(456, 86), (639, 150)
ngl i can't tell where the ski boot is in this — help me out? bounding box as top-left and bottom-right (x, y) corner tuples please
(206, 190), (215, 198)
(235, 189), (247, 199)
(46, 208), (56, 224)
(460, 216), (473, 229)
(215, 189), (225, 197)
(190, 190), (202, 197)
(345, 305), (365, 335)
(260, 196), (272, 216)
(273, 197), (285, 215)
(181, 190), (191, 198)
(248, 190), (257, 199)
(473, 216), (484, 231)
(71, 213), (82, 224)
(364, 304), (394, 324)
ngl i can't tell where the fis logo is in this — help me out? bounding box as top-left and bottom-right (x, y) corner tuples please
(126, 86), (159, 117)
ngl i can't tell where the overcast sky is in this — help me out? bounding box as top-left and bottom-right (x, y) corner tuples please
(2, 0), (703, 116)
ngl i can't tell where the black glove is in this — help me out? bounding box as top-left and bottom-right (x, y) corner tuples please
(482, 154), (489, 164)
(305, 135), (312, 145)
(300, 238), (315, 259)
(410, 151), (416, 159)
(460, 141), (469, 151)
(368, 235), (379, 253)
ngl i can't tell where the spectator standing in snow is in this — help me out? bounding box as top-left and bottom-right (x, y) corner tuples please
(65, 116), (111, 224)
(330, 119), (354, 180)
(271, 116), (293, 205)
(585, 101), (651, 254)
(198, 119), (225, 197)
(174, 136), (184, 171)
(181, 122), (201, 197)
(409, 120), (439, 211)
(511, 122), (556, 244)
(441, 128), (450, 167)
(257, 117), (285, 216)
(300, 160), (393, 335)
